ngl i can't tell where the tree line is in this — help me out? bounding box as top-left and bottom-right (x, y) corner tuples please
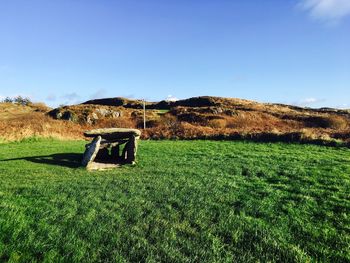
(1, 96), (32, 106)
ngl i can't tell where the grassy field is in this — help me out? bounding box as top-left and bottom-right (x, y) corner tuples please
(0, 139), (349, 262)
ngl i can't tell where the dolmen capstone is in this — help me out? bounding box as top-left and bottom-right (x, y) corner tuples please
(82, 128), (141, 170)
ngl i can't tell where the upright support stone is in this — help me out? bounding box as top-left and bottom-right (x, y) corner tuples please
(82, 136), (102, 167)
(121, 141), (127, 162)
(126, 135), (137, 164)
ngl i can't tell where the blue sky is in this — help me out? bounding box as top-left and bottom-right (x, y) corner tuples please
(0, 0), (349, 108)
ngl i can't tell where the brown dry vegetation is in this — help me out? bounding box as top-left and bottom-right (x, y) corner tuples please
(1, 96), (349, 145)
(0, 104), (85, 141)
(0, 103), (86, 140)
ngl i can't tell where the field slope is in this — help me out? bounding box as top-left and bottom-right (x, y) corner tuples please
(0, 139), (349, 262)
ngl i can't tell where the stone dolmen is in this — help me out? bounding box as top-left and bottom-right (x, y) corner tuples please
(82, 128), (141, 170)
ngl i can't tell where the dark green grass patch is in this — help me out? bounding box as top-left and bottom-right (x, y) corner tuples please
(0, 139), (349, 262)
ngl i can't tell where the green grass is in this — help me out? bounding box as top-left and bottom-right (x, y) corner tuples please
(0, 139), (349, 262)
(156, 109), (170, 115)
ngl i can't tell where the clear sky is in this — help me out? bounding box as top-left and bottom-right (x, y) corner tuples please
(0, 0), (349, 108)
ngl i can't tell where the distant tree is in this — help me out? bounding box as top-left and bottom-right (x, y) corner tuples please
(13, 95), (32, 106)
(2, 97), (13, 103)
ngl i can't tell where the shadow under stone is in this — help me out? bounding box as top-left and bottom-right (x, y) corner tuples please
(0, 153), (83, 168)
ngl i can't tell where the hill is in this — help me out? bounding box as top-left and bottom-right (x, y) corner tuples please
(47, 96), (350, 145)
(0, 96), (349, 144)
(0, 102), (86, 141)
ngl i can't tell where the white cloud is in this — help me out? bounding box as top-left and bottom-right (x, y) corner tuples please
(299, 0), (350, 24)
(166, 94), (178, 102)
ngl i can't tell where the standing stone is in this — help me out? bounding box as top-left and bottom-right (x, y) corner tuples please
(126, 135), (137, 164)
(82, 136), (102, 167)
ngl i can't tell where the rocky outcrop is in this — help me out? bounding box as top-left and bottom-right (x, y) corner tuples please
(48, 105), (123, 124)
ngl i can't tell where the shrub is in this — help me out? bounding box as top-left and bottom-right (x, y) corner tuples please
(1, 96), (32, 105)
(31, 102), (51, 112)
(299, 129), (318, 140)
(136, 119), (161, 129)
(161, 114), (179, 128)
(13, 95), (32, 106)
(177, 112), (208, 124)
(2, 97), (13, 103)
(208, 119), (227, 129)
(305, 115), (348, 129)
(61, 111), (78, 122)
(326, 116), (348, 130)
(226, 116), (251, 129)
(160, 114), (182, 135)
(0, 112), (86, 141)
(94, 118), (136, 129)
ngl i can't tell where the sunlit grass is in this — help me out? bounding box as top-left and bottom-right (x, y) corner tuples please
(0, 139), (349, 262)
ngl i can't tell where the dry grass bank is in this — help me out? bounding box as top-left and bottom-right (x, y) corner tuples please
(1, 97), (349, 146)
(0, 103), (86, 141)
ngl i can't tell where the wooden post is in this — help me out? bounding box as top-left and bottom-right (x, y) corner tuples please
(143, 99), (146, 129)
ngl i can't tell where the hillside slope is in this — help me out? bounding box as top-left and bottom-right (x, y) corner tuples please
(0, 103), (86, 141)
(45, 96), (350, 144)
(1, 97), (349, 144)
